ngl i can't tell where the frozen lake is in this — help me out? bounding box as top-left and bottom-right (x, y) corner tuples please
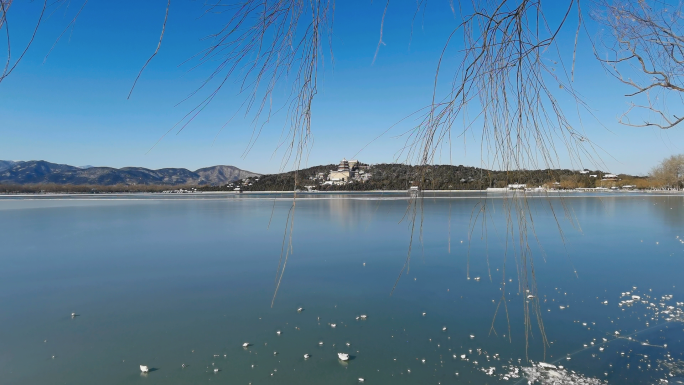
(1, 193), (683, 384)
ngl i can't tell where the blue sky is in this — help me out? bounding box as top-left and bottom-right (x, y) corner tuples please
(1, 0), (683, 175)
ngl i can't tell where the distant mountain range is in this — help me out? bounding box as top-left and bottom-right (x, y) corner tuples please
(0, 160), (260, 186)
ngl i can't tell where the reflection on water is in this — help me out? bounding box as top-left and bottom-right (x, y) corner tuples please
(0, 194), (683, 384)
(649, 195), (684, 227)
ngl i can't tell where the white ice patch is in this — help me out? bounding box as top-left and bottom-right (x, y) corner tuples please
(522, 362), (606, 385)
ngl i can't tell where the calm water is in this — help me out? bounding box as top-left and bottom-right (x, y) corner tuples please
(1, 193), (683, 384)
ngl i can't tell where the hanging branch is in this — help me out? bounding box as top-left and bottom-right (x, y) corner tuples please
(128, 0), (171, 99)
(176, 0), (334, 173)
(0, 0), (48, 85)
(392, 0), (600, 361)
(183, 1), (334, 306)
(594, 0), (684, 129)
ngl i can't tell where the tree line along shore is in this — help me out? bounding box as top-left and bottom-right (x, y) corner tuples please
(3, 154), (683, 194)
(0, 164), (677, 194)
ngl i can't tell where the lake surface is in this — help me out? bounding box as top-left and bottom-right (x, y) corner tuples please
(1, 193), (683, 384)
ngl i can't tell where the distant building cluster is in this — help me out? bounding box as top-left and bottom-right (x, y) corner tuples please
(225, 177), (260, 192)
(311, 158), (371, 187)
(162, 188), (198, 194)
(580, 169), (618, 180)
(485, 169), (629, 193)
(486, 184), (542, 192)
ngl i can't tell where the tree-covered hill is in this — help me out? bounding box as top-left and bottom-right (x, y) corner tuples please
(202, 163), (634, 192)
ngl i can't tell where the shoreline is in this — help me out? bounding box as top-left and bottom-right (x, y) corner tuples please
(1, 189), (682, 199)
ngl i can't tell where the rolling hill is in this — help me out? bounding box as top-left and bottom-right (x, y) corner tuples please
(0, 161), (260, 186)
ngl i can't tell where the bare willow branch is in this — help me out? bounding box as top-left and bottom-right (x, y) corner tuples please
(391, 0), (602, 361)
(0, 0), (48, 85)
(372, 0), (390, 65)
(128, 0), (171, 99)
(176, 0), (333, 174)
(175, 1), (333, 306)
(43, 0), (89, 64)
(593, 0), (684, 129)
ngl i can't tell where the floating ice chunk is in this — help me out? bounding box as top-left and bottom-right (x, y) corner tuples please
(538, 362), (557, 369)
(483, 367), (496, 376)
(524, 363), (604, 384)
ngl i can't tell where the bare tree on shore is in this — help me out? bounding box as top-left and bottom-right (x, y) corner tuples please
(650, 153), (684, 187)
(594, 0), (684, 129)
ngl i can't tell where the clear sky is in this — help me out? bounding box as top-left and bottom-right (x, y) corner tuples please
(1, 0), (683, 175)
